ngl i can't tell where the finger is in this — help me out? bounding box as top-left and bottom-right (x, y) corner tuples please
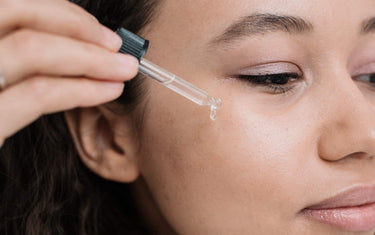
(0, 29), (139, 87)
(0, 75), (125, 140)
(0, 0), (121, 51)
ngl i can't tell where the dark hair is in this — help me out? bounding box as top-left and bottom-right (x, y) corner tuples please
(0, 1), (160, 234)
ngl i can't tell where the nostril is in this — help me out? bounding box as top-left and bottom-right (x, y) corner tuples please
(346, 152), (373, 160)
(320, 152), (370, 162)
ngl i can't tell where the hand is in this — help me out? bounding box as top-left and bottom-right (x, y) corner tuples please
(0, 0), (139, 147)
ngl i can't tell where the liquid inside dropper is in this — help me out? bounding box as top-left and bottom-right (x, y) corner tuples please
(139, 58), (222, 121)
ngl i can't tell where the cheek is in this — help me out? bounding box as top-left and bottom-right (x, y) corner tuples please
(137, 89), (320, 232)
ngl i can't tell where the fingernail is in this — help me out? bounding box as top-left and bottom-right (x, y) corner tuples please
(101, 82), (124, 100)
(115, 54), (139, 76)
(103, 27), (123, 51)
(89, 14), (99, 23)
(104, 82), (124, 91)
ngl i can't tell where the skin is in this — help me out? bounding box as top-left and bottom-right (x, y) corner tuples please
(66, 0), (375, 234)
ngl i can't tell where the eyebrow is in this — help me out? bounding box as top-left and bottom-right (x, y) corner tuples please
(362, 16), (375, 34)
(211, 14), (313, 45)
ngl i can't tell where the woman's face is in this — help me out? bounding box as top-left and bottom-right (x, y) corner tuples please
(133, 0), (375, 233)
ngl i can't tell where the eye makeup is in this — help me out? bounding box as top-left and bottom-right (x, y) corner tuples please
(231, 62), (303, 94)
(236, 72), (302, 94)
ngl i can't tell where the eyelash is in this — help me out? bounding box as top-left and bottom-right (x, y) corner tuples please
(236, 73), (302, 94)
(235, 72), (375, 94)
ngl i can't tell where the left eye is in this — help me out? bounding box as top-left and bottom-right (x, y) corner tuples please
(237, 73), (300, 85)
(355, 74), (375, 84)
(235, 73), (301, 94)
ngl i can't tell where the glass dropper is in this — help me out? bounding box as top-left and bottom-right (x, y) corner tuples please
(116, 28), (222, 121)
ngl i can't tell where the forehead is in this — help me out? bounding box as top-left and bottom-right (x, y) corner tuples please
(151, 0), (374, 37)
(143, 0), (375, 68)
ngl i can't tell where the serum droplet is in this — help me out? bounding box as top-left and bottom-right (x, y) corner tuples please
(210, 106), (218, 121)
(209, 98), (222, 121)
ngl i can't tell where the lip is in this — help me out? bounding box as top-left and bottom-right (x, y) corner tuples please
(302, 184), (375, 232)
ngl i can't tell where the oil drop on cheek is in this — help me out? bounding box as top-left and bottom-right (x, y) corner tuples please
(209, 97), (222, 121)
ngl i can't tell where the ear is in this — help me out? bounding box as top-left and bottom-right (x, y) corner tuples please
(64, 106), (140, 183)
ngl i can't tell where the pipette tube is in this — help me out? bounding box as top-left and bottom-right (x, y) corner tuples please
(139, 58), (221, 108)
(116, 28), (221, 120)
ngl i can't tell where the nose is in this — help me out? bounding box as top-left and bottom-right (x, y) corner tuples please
(317, 73), (375, 162)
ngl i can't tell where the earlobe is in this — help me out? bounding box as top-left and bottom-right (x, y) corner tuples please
(64, 107), (140, 183)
